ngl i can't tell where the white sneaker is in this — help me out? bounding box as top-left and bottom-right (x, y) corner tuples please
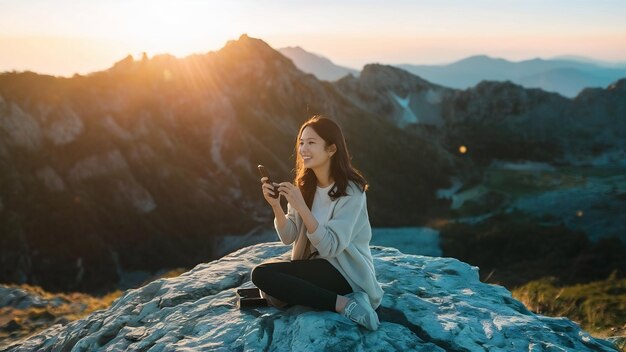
(342, 291), (380, 331)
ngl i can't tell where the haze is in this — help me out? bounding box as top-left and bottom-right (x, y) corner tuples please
(1, 0), (625, 76)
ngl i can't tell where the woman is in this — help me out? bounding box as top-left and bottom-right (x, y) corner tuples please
(251, 115), (383, 331)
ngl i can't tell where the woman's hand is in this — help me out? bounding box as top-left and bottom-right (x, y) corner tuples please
(261, 177), (281, 207)
(277, 182), (307, 213)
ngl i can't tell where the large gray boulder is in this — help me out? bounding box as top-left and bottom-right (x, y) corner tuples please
(3, 243), (619, 351)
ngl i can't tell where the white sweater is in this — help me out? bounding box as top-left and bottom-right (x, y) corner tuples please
(307, 182), (335, 257)
(273, 180), (384, 309)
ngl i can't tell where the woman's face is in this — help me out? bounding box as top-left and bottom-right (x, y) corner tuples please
(299, 126), (335, 170)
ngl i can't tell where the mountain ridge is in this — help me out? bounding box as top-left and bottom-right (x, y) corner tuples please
(278, 46), (359, 81)
(395, 54), (626, 98)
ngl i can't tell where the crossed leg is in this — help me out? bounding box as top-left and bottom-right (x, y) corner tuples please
(251, 258), (353, 312)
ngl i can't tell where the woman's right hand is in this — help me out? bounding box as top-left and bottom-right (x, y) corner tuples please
(261, 177), (281, 207)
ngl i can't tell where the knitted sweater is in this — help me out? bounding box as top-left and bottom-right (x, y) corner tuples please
(273, 180), (384, 310)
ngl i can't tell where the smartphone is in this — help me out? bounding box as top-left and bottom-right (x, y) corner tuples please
(237, 287), (262, 299)
(258, 164), (279, 198)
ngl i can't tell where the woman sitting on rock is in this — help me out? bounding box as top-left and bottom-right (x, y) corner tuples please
(251, 115), (383, 331)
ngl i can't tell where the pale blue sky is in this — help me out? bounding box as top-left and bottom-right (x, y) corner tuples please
(1, 0), (625, 76)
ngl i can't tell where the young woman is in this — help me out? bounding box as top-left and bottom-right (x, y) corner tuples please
(251, 115), (384, 331)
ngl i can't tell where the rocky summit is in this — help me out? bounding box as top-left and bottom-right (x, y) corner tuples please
(3, 243), (619, 352)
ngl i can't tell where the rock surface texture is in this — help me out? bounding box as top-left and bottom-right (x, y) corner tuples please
(4, 243), (619, 351)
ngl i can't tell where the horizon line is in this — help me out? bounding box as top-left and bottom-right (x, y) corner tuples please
(2, 35), (626, 79)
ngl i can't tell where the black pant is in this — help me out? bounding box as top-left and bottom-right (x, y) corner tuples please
(251, 259), (353, 311)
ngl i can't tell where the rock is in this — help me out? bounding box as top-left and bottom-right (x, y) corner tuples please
(67, 149), (130, 183)
(0, 286), (55, 310)
(35, 166), (66, 192)
(124, 326), (147, 342)
(607, 78), (626, 93)
(0, 103), (42, 150)
(3, 243), (619, 351)
(4, 320), (21, 333)
(43, 107), (84, 145)
(113, 178), (156, 214)
(102, 115), (133, 141)
(335, 64), (449, 127)
(0, 285), (76, 347)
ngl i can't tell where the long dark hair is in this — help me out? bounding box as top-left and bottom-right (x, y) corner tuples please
(293, 115), (368, 209)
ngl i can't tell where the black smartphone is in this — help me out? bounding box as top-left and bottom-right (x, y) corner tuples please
(258, 164), (279, 199)
(237, 287), (262, 299)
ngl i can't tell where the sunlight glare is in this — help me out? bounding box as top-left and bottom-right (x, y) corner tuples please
(119, 0), (238, 57)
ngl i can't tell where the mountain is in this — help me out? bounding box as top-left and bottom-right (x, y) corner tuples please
(397, 55), (626, 97)
(551, 55), (626, 68)
(335, 63), (626, 163)
(0, 35), (454, 294)
(518, 67), (615, 98)
(1, 35), (625, 295)
(2, 243), (621, 351)
(278, 46), (359, 81)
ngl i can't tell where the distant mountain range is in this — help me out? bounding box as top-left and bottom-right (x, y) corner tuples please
(280, 47), (626, 97)
(397, 55), (626, 98)
(0, 35), (624, 293)
(277, 46), (358, 81)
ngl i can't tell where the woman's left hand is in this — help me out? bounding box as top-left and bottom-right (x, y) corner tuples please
(277, 182), (307, 213)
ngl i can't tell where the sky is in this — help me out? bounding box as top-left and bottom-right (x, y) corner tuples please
(1, 0), (625, 76)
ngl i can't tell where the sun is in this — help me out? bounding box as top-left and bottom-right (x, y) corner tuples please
(117, 0), (239, 57)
